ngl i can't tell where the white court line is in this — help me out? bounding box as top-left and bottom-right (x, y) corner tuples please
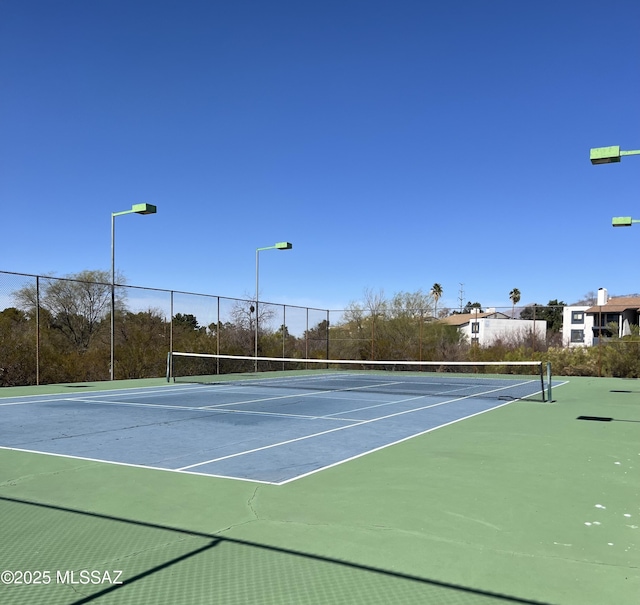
(0, 376), (544, 431)
(62, 376), (524, 425)
(276, 398), (515, 485)
(195, 376), (533, 416)
(0, 380), (559, 486)
(61, 397), (362, 422)
(279, 381), (569, 484)
(0, 397), (70, 407)
(198, 377), (538, 420)
(0, 377), (409, 409)
(0, 373), (539, 406)
(177, 379), (530, 471)
(0, 383), (218, 406)
(63, 381), (405, 416)
(318, 381), (512, 418)
(0, 445), (279, 485)
(198, 379), (407, 410)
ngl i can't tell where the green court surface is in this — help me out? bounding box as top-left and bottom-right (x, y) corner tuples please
(0, 376), (638, 604)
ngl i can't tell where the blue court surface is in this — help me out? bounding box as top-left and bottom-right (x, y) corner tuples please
(0, 373), (550, 485)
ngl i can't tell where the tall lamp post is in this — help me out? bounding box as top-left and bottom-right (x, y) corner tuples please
(111, 203), (157, 380)
(612, 217), (640, 228)
(590, 145), (640, 165)
(590, 144), (640, 229)
(255, 241), (293, 372)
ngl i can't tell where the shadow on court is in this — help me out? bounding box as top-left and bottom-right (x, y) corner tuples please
(577, 415), (640, 424)
(0, 495), (556, 605)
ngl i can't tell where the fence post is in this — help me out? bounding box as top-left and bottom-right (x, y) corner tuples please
(36, 276), (40, 385)
(216, 297), (220, 374)
(282, 305), (286, 371)
(283, 305), (286, 359)
(326, 309), (330, 360)
(169, 291), (174, 375)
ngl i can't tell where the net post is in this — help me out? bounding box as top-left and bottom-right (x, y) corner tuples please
(166, 352), (172, 382)
(546, 362), (553, 402)
(539, 362), (545, 402)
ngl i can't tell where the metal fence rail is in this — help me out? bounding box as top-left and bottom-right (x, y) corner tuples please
(0, 271), (330, 386)
(5, 269), (631, 386)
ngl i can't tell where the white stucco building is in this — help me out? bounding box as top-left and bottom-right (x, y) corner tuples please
(441, 309), (547, 346)
(562, 288), (640, 346)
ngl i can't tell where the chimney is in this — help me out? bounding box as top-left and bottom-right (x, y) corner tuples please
(597, 288), (608, 306)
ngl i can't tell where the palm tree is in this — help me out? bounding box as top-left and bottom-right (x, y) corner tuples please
(509, 288), (521, 319)
(430, 283), (443, 319)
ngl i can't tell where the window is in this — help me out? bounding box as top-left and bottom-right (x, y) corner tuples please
(594, 313), (619, 327)
(471, 322), (480, 334)
(570, 329), (584, 343)
(571, 311), (584, 324)
(590, 314), (617, 329)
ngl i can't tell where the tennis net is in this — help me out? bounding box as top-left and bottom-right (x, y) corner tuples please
(167, 353), (552, 402)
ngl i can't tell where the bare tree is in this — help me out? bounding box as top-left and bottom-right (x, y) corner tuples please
(389, 290), (433, 319)
(573, 291), (597, 306)
(13, 270), (126, 351)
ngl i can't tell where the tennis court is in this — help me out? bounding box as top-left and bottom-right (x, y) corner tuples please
(0, 369), (638, 605)
(0, 359), (553, 484)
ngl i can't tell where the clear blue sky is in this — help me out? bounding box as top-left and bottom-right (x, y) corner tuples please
(2, 1), (639, 314)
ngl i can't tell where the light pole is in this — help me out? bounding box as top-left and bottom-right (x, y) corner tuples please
(590, 146), (640, 164)
(255, 241), (293, 372)
(110, 203), (157, 380)
(590, 144), (640, 230)
(612, 217), (640, 228)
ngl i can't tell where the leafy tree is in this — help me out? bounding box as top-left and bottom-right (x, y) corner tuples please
(0, 307), (35, 385)
(509, 288), (521, 318)
(0, 307), (26, 323)
(544, 299), (566, 333)
(519, 300), (566, 333)
(430, 283), (443, 318)
(336, 289), (465, 361)
(173, 313), (200, 331)
(520, 304), (539, 319)
(302, 320), (329, 358)
(208, 321), (248, 356)
(118, 309), (170, 378)
(420, 323), (465, 360)
(461, 301), (483, 314)
(306, 319), (329, 340)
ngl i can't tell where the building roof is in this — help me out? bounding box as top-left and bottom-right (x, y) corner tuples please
(585, 296), (640, 314)
(440, 311), (510, 326)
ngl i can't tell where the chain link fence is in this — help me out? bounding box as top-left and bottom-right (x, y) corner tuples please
(4, 270), (640, 386)
(0, 271), (330, 386)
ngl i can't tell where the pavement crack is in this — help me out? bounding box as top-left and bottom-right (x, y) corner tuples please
(247, 485), (260, 520)
(216, 486), (261, 535)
